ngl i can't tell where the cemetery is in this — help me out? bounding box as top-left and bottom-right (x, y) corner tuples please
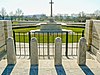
(0, 0), (100, 75)
(0, 17), (100, 75)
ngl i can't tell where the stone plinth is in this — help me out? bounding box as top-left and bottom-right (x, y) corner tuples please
(54, 37), (62, 65)
(30, 37), (38, 65)
(40, 23), (62, 32)
(40, 17), (62, 32)
(77, 37), (87, 65)
(7, 37), (16, 64)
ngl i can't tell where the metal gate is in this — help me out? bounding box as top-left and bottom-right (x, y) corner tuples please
(13, 31), (83, 58)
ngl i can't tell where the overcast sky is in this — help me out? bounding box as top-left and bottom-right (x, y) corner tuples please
(0, 0), (100, 15)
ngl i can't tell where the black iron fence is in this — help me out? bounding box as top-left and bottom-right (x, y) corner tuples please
(13, 30), (84, 58)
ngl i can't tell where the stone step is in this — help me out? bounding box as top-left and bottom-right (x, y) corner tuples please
(0, 59), (100, 75)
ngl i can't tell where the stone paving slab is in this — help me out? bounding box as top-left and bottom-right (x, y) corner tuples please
(0, 58), (100, 75)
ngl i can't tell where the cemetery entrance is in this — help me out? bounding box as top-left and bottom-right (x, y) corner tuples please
(13, 31), (82, 59)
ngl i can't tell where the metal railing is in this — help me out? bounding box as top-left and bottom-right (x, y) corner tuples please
(13, 30), (84, 58)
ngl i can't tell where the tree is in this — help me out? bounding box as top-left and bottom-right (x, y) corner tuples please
(94, 10), (100, 20)
(9, 11), (14, 20)
(15, 8), (23, 20)
(78, 11), (86, 22)
(0, 8), (7, 20)
(94, 10), (100, 16)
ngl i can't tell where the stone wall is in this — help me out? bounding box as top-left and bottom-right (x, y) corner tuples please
(85, 20), (93, 51)
(91, 21), (100, 55)
(0, 21), (5, 53)
(85, 20), (100, 62)
(0, 20), (12, 53)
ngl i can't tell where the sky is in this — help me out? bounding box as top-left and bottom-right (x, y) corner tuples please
(0, 0), (100, 16)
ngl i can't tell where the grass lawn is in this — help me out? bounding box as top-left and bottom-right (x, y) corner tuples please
(13, 26), (84, 33)
(62, 26), (84, 33)
(14, 33), (82, 43)
(13, 26), (84, 43)
(13, 26), (40, 32)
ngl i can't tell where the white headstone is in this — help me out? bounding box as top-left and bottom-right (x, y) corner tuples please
(54, 37), (62, 65)
(30, 37), (38, 65)
(77, 37), (87, 65)
(7, 37), (16, 64)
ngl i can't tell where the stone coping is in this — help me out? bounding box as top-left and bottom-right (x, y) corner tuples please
(30, 29), (72, 33)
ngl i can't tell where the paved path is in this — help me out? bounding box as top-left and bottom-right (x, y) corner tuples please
(0, 58), (100, 75)
(16, 43), (78, 57)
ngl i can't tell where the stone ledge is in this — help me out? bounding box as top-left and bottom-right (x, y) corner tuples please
(86, 51), (96, 60)
(0, 50), (7, 60)
(97, 52), (100, 63)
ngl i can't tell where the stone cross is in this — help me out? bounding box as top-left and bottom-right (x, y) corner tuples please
(55, 37), (62, 65)
(49, 0), (54, 17)
(77, 37), (87, 65)
(30, 37), (38, 65)
(7, 37), (16, 64)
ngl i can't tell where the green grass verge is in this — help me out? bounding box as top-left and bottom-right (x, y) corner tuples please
(62, 26), (84, 33)
(13, 27), (40, 32)
(13, 26), (84, 43)
(13, 26), (84, 33)
(15, 33), (82, 43)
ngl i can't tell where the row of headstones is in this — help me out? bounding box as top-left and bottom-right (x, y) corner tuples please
(7, 37), (87, 66)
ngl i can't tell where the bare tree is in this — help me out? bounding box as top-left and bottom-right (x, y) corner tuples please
(94, 10), (100, 16)
(15, 8), (23, 20)
(0, 7), (7, 19)
(9, 11), (14, 20)
(9, 11), (13, 16)
(16, 8), (22, 16)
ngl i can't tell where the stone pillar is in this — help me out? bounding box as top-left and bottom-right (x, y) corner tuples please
(77, 37), (87, 65)
(7, 37), (16, 64)
(54, 37), (62, 65)
(30, 37), (38, 65)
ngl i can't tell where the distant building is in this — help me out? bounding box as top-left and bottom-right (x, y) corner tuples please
(33, 14), (47, 19)
(71, 14), (79, 18)
(55, 14), (68, 19)
(85, 14), (95, 17)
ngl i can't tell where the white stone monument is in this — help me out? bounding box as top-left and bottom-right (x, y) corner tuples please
(40, 17), (62, 32)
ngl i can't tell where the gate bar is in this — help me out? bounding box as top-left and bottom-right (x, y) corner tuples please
(65, 32), (68, 57)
